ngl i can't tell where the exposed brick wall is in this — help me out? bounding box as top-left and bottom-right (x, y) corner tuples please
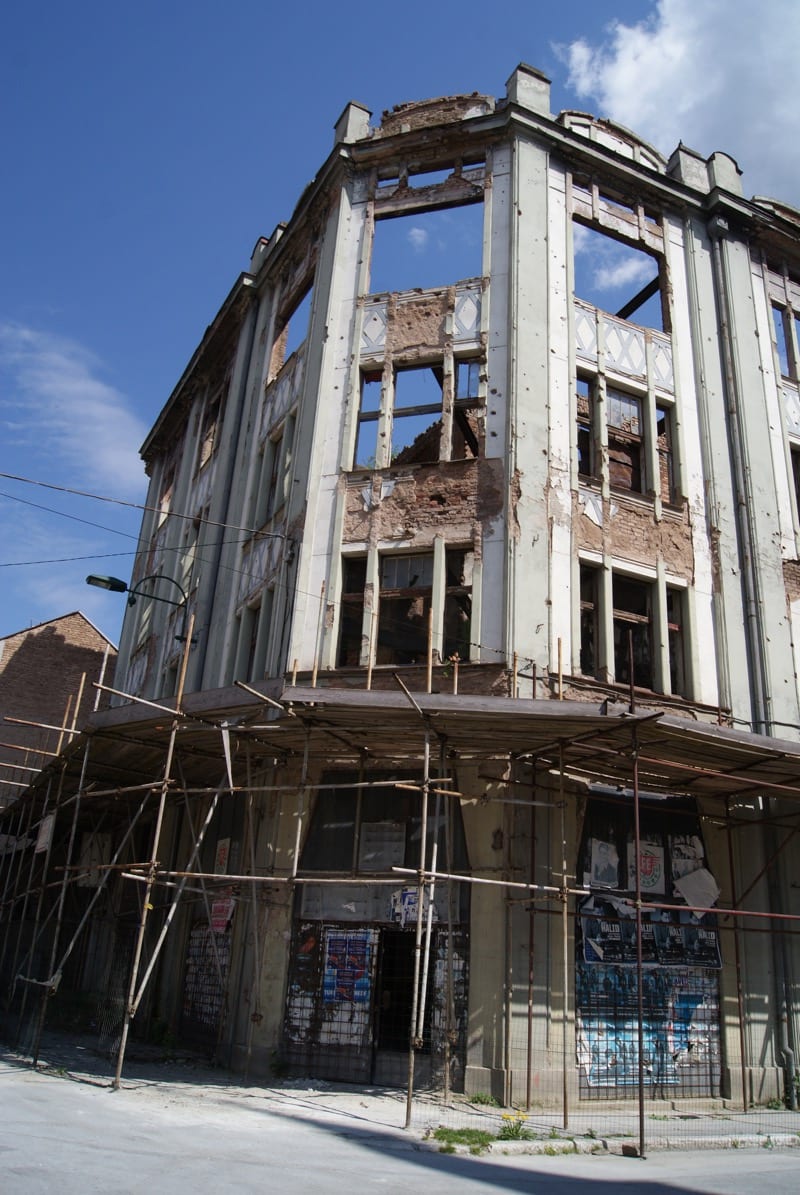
(0, 613), (116, 803)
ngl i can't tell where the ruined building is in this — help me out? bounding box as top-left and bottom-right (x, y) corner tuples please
(3, 66), (800, 1113)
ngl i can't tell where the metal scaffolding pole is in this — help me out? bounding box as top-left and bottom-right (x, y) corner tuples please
(112, 613), (194, 1089)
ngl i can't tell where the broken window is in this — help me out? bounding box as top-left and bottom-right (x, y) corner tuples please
(579, 565), (599, 676)
(391, 365), (444, 465)
(377, 553), (434, 664)
(354, 372), (382, 468)
(451, 359), (482, 460)
(579, 565), (686, 696)
(251, 411), (296, 524)
(369, 202), (483, 295)
(573, 220), (665, 332)
(656, 403), (675, 504)
(607, 388), (643, 492)
(338, 548), (473, 667)
(667, 587), (684, 697)
(773, 304), (791, 376)
(576, 376), (676, 502)
(268, 283), (313, 382)
(577, 377), (596, 480)
(612, 576), (653, 690)
(353, 357), (482, 469)
(197, 389), (223, 472)
(233, 587), (275, 683)
(337, 557), (367, 667)
(443, 549), (473, 661)
(158, 464), (175, 525)
(300, 773), (470, 874)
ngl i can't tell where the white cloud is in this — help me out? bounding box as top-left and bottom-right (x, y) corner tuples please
(594, 255), (655, 293)
(407, 227), (429, 253)
(0, 323), (148, 498)
(563, 0), (800, 205)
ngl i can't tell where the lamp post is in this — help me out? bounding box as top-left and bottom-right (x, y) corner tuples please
(86, 573), (193, 643)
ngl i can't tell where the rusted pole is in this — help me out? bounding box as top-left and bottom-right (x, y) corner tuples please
(526, 764), (537, 1111)
(559, 746), (569, 1131)
(112, 614), (194, 1089)
(426, 608), (433, 694)
(726, 795), (750, 1111)
(632, 724), (647, 1159)
(243, 749), (263, 1082)
(32, 733), (93, 1066)
(405, 727), (430, 1129)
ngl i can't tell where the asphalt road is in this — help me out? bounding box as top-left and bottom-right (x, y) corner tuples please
(1, 1058), (798, 1194)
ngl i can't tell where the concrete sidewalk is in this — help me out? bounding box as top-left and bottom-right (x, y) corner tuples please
(5, 1031), (800, 1157)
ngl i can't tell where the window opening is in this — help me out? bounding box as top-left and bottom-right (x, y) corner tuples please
(607, 389), (643, 493)
(443, 549), (472, 660)
(337, 558), (367, 666)
(354, 372), (382, 468)
(656, 403), (675, 503)
(158, 466), (175, 525)
(772, 304), (791, 377)
(667, 588), (684, 697)
(579, 566), (598, 676)
(300, 774), (469, 874)
(269, 283), (313, 381)
(612, 576), (653, 689)
(197, 391), (223, 471)
(792, 446), (800, 519)
(408, 166), (452, 188)
(391, 366), (443, 465)
(369, 202), (483, 295)
(452, 359), (481, 459)
(573, 221), (664, 331)
(377, 553), (434, 664)
(265, 430), (283, 519)
(577, 377), (595, 480)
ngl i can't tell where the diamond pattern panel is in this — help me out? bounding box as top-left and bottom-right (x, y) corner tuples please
(361, 302), (387, 354)
(651, 334), (674, 392)
(454, 284), (481, 341)
(603, 315), (646, 379)
(574, 302), (597, 363)
(784, 382), (800, 437)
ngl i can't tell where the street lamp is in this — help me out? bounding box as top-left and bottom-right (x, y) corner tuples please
(86, 573), (194, 643)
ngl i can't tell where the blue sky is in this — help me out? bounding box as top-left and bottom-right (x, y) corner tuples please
(1, 0), (798, 644)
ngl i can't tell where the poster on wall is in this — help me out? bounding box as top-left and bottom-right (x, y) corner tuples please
(626, 836), (666, 895)
(322, 930), (372, 1004)
(579, 897), (721, 969)
(587, 838), (620, 888)
(576, 964), (721, 1091)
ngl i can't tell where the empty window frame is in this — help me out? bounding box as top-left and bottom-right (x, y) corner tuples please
(573, 220), (665, 332)
(579, 564), (687, 696)
(377, 553), (434, 664)
(368, 203), (484, 295)
(300, 772), (470, 874)
(576, 374), (675, 503)
(337, 557), (368, 666)
(612, 575), (654, 690)
(772, 303), (800, 380)
(251, 413), (297, 527)
(268, 283), (314, 383)
(354, 357), (482, 469)
(337, 548), (473, 667)
(197, 389), (224, 472)
(233, 588), (274, 682)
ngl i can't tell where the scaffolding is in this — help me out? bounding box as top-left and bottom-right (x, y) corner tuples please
(1, 658), (799, 1156)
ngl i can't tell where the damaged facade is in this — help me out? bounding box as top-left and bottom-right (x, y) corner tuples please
(3, 65), (800, 1112)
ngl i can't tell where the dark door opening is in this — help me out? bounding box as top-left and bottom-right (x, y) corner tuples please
(374, 929), (432, 1053)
